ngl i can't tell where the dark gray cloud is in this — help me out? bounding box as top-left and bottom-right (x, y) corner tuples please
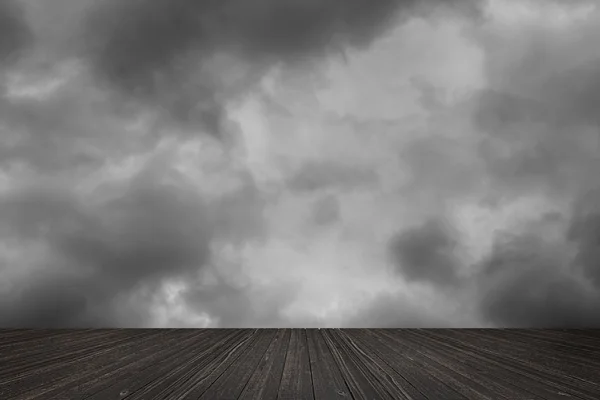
(342, 292), (454, 328)
(411, 76), (444, 111)
(474, 88), (599, 200)
(2, 0), (483, 329)
(475, 90), (553, 133)
(0, 164), (214, 328)
(515, 0), (598, 7)
(398, 135), (483, 201)
(287, 160), (379, 193)
(311, 194), (341, 226)
(0, 0), (31, 69)
(567, 189), (600, 287)
(472, 10), (600, 199)
(476, 221), (600, 328)
(78, 0), (479, 136)
(5, 0), (598, 329)
(468, 8), (600, 325)
(208, 172), (269, 245)
(388, 217), (461, 287)
(385, 208), (600, 328)
(181, 274), (300, 328)
(373, 6), (600, 328)
(536, 60), (600, 126)
(0, 70), (137, 171)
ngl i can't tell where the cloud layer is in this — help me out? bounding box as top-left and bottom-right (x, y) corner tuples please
(1, 0), (599, 328)
(79, 0), (476, 137)
(0, 0), (32, 69)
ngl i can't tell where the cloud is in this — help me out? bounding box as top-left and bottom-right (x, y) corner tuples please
(388, 217), (461, 286)
(311, 194), (341, 226)
(567, 189), (600, 287)
(181, 275), (300, 328)
(0, 156), (214, 327)
(0, 0), (31, 69)
(0, 128), (281, 328)
(76, 0), (479, 136)
(342, 292), (456, 328)
(398, 134), (484, 202)
(445, 3), (600, 327)
(469, 2), (600, 312)
(472, 1), (600, 197)
(0, 65), (139, 172)
(209, 172), (269, 244)
(363, 1), (600, 328)
(287, 160), (379, 193)
(3, 0), (599, 329)
(475, 218), (600, 328)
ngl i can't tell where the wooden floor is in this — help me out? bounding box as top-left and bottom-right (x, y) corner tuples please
(1, 329), (600, 399)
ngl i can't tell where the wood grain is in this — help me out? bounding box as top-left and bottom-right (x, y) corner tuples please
(1, 329), (600, 400)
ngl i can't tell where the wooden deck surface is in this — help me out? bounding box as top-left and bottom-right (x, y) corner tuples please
(1, 329), (600, 399)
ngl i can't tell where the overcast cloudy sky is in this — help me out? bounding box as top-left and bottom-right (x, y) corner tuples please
(0, 0), (598, 328)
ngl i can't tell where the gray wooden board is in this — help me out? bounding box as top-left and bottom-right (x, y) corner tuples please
(1, 329), (600, 400)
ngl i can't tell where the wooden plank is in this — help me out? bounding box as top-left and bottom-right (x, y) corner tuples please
(0, 330), (161, 399)
(0, 329), (122, 377)
(306, 329), (352, 399)
(517, 329), (600, 348)
(278, 329), (314, 400)
(0, 329), (93, 348)
(416, 330), (598, 400)
(139, 329), (260, 399)
(238, 328), (291, 400)
(372, 328), (497, 400)
(333, 329), (420, 399)
(348, 329), (468, 399)
(198, 329), (278, 400)
(441, 329), (600, 394)
(125, 329), (253, 399)
(481, 330), (600, 362)
(566, 329), (600, 341)
(321, 329), (396, 399)
(415, 329), (574, 400)
(1, 329), (600, 400)
(380, 329), (540, 400)
(45, 329), (205, 400)
(457, 329), (600, 384)
(85, 329), (236, 400)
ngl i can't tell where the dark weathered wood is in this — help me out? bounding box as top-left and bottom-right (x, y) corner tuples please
(306, 329), (351, 399)
(128, 329), (254, 399)
(278, 328), (314, 400)
(349, 329), (467, 399)
(380, 329), (532, 400)
(452, 329), (600, 382)
(1, 329), (600, 400)
(322, 329), (395, 399)
(333, 329), (417, 399)
(158, 329), (260, 399)
(23, 330), (188, 400)
(414, 330), (599, 400)
(1, 330), (162, 399)
(198, 329), (277, 400)
(238, 328), (290, 400)
(69, 329), (206, 399)
(86, 329), (234, 400)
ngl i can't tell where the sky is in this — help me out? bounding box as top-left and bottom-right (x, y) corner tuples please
(0, 0), (599, 328)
